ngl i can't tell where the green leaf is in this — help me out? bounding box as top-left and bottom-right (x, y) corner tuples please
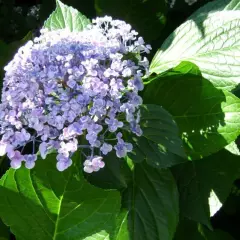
(140, 104), (186, 158)
(225, 0), (240, 10)
(44, 0), (90, 31)
(150, 11), (240, 91)
(172, 149), (240, 227)
(113, 210), (129, 240)
(129, 136), (186, 169)
(0, 154), (121, 240)
(128, 104), (186, 168)
(144, 62), (240, 159)
(172, 162), (211, 228)
(95, 0), (166, 41)
(225, 141), (240, 155)
(201, 228), (235, 240)
(84, 210), (130, 240)
(0, 218), (9, 240)
(85, 151), (130, 190)
(84, 209), (130, 240)
(124, 162), (179, 240)
(174, 218), (235, 240)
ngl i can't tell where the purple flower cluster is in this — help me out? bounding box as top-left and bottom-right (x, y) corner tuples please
(0, 16), (150, 172)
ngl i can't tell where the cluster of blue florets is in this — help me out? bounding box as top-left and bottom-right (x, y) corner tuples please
(0, 16), (151, 172)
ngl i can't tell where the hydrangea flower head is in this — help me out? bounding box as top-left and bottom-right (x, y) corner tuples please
(0, 16), (151, 172)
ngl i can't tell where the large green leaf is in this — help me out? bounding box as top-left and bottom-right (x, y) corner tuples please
(128, 104), (186, 168)
(85, 210), (130, 240)
(174, 217), (235, 240)
(113, 210), (129, 240)
(140, 104), (186, 158)
(0, 154), (121, 240)
(124, 162), (179, 240)
(0, 218), (9, 240)
(95, 0), (166, 41)
(144, 62), (240, 159)
(44, 0), (91, 31)
(150, 11), (240, 91)
(225, 0), (240, 10)
(172, 162), (211, 228)
(129, 136), (186, 169)
(85, 151), (130, 190)
(172, 149), (240, 228)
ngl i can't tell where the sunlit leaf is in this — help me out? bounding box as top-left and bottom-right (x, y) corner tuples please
(208, 190), (222, 217)
(44, 0), (90, 31)
(0, 154), (121, 240)
(150, 11), (240, 91)
(225, 141), (240, 155)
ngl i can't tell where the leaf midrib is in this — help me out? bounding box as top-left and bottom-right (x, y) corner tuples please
(115, 213), (127, 240)
(52, 171), (71, 240)
(52, 195), (63, 240)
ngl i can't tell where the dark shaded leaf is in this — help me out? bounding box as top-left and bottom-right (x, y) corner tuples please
(0, 218), (9, 240)
(128, 104), (186, 168)
(144, 62), (240, 159)
(172, 149), (240, 228)
(85, 151), (131, 190)
(174, 217), (235, 240)
(123, 162), (179, 240)
(140, 104), (186, 158)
